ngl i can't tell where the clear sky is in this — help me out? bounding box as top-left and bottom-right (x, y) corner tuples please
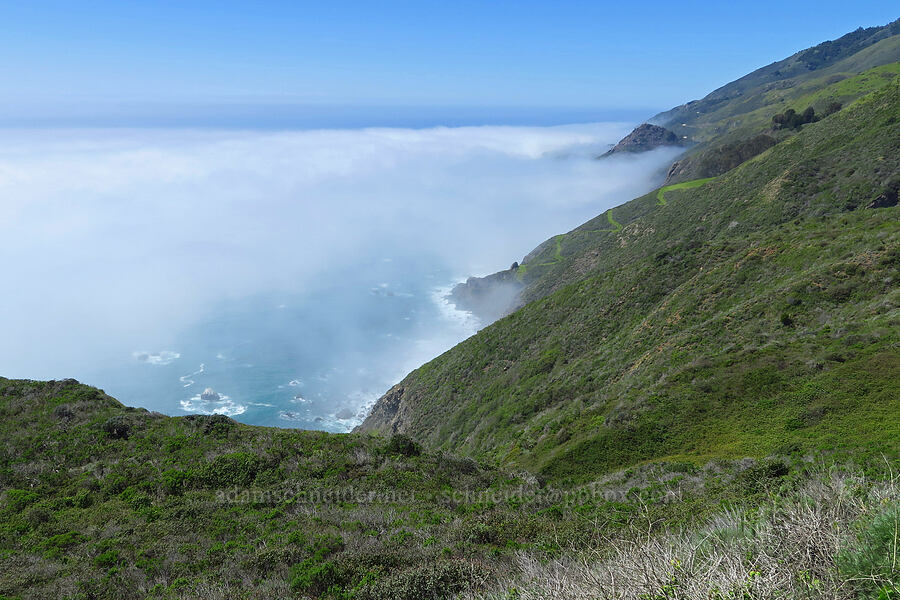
(0, 1), (897, 126)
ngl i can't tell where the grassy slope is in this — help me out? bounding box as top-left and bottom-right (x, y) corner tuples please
(3, 379), (852, 599)
(504, 63), (900, 297)
(0, 379), (543, 598)
(359, 82), (900, 483)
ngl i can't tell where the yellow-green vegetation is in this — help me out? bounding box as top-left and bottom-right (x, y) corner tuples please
(656, 177), (716, 206)
(514, 235), (564, 281)
(605, 209), (622, 231)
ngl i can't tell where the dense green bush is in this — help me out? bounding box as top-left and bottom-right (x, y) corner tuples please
(772, 106), (818, 130)
(197, 451), (264, 487)
(384, 434), (421, 457)
(838, 504), (900, 596)
(356, 562), (480, 600)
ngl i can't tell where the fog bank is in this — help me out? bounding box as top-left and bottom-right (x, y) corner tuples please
(0, 123), (680, 426)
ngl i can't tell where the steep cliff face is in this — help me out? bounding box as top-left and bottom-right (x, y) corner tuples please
(358, 382), (410, 434)
(601, 123), (686, 156)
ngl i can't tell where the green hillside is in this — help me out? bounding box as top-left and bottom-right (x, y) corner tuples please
(649, 19), (900, 185)
(360, 80), (900, 482)
(662, 61), (900, 183)
(465, 58), (900, 307)
(2, 379), (897, 598)
(0, 378), (570, 598)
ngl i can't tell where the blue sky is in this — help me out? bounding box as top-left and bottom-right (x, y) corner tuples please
(0, 1), (896, 125)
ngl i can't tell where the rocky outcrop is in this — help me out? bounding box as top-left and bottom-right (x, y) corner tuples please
(356, 383), (409, 434)
(867, 180), (899, 208)
(448, 264), (524, 325)
(602, 123), (686, 157)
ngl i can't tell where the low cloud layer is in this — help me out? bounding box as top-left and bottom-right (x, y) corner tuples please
(0, 123), (680, 416)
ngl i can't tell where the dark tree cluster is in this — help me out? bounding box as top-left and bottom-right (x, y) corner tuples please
(773, 107), (818, 130)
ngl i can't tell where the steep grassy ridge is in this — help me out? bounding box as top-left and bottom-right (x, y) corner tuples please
(485, 63), (900, 306)
(360, 82), (900, 483)
(654, 19), (900, 143)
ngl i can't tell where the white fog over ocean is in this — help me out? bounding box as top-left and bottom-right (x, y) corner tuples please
(0, 120), (681, 431)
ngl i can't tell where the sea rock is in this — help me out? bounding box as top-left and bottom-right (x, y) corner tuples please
(200, 388), (220, 401)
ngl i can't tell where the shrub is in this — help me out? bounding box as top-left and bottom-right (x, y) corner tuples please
(94, 549), (120, 568)
(289, 559), (344, 595)
(102, 415), (132, 440)
(437, 454), (478, 476)
(184, 413), (236, 437)
(160, 469), (190, 495)
(697, 134), (777, 178)
(42, 531), (86, 550)
(773, 107), (818, 130)
(384, 434), (421, 457)
(822, 101), (843, 117)
(355, 562), (480, 600)
(198, 452), (264, 487)
(289, 534), (347, 594)
(4, 489), (38, 512)
(837, 504), (900, 595)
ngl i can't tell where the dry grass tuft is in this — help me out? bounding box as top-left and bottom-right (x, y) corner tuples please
(469, 467), (900, 599)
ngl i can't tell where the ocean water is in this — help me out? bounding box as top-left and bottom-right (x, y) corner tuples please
(0, 120), (681, 431)
(100, 261), (478, 432)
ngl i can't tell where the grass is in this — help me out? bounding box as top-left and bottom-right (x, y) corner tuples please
(656, 177), (716, 205)
(6, 380), (889, 598)
(361, 80), (900, 483)
(470, 467), (900, 599)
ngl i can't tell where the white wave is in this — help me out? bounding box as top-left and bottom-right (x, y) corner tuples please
(133, 350), (180, 365)
(180, 391), (245, 417)
(431, 284), (480, 336)
(179, 363), (205, 387)
(288, 378), (303, 387)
